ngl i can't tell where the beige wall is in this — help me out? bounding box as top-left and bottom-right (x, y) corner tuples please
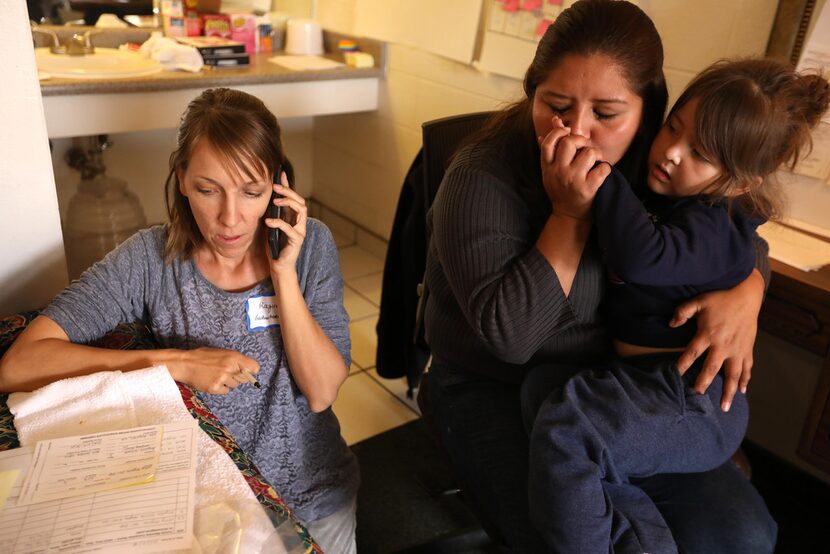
(0, 2), (69, 314)
(314, 0), (780, 239)
(311, 41), (519, 236)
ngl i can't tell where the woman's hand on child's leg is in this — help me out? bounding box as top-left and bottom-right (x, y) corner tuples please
(672, 270), (764, 411)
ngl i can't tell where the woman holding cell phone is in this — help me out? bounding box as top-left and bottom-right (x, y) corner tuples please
(0, 88), (359, 553)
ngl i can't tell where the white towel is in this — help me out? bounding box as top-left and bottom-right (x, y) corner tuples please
(8, 366), (288, 554)
(136, 32), (204, 73)
(7, 370), (137, 445)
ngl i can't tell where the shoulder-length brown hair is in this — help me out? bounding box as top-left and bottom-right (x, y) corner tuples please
(164, 87), (295, 261)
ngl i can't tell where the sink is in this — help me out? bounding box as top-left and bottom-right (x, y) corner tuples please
(35, 47), (162, 79)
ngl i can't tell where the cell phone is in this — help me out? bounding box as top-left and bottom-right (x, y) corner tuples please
(267, 165), (282, 260)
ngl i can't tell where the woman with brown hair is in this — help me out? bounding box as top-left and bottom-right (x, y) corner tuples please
(422, 0), (776, 551)
(0, 88), (359, 553)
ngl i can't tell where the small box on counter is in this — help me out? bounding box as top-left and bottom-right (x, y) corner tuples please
(164, 17), (186, 37)
(344, 51), (375, 68)
(203, 14), (232, 38)
(258, 23), (273, 53)
(175, 36), (246, 56)
(229, 13), (257, 54)
(161, 0), (185, 37)
(202, 53), (251, 67)
(183, 0), (201, 36)
(184, 14), (202, 36)
(338, 39), (358, 53)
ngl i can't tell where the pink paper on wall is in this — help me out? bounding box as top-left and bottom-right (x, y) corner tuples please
(502, 0), (520, 13)
(522, 0), (542, 10)
(536, 18), (553, 36)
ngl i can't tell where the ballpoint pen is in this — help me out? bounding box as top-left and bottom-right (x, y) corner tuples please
(241, 368), (261, 388)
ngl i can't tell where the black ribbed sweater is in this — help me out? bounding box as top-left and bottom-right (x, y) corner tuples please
(423, 143), (610, 383)
(423, 143), (770, 384)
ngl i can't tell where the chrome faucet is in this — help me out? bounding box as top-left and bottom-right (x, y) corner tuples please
(30, 25), (62, 53)
(65, 30), (101, 55)
(31, 24), (101, 55)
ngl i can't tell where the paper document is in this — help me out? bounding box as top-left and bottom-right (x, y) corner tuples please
(0, 420), (198, 553)
(17, 425), (161, 506)
(0, 470), (18, 510)
(758, 221), (830, 271)
(782, 217), (830, 240)
(268, 55), (344, 71)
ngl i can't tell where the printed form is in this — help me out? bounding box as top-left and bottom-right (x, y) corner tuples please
(0, 420), (198, 553)
(17, 425), (162, 506)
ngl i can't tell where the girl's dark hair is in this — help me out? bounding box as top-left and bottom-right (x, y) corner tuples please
(673, 58), (830, 220)
(164, 88), (294, 261)
(474, 0), (667, 189)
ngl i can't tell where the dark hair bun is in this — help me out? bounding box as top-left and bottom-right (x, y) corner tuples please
(800, 73), (830, 126)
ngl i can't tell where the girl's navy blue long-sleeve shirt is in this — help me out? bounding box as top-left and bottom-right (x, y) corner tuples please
(594, 168), (765, 348)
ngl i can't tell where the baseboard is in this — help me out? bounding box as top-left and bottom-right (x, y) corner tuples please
(309, 197), (389, 260)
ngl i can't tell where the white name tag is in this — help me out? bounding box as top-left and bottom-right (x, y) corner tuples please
(246, 294), (280, 330)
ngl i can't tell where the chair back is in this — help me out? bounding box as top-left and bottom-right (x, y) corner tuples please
(411, 112), (493, 351)
(421, 111), (493, 211)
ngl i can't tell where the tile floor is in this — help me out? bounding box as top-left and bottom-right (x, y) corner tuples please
(329, 230), (421, 446)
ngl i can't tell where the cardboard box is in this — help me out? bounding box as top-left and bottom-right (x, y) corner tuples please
(229, 13), (257, 54)
(203, 14), (232, 38)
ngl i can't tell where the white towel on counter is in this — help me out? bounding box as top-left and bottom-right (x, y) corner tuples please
(8, 366), (287, 554)
(136, 32), (204, 73)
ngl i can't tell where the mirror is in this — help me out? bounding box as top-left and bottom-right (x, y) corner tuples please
(766, 0), (821, 63)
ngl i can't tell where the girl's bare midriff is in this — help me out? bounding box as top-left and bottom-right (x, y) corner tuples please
(613, 339), (684, 359)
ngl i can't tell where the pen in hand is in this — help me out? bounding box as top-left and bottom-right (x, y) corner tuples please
(241, 369), (261, 388)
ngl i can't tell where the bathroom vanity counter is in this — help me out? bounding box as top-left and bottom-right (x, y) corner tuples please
(39, 52), (382, 95)
(37, 29), (385, 138)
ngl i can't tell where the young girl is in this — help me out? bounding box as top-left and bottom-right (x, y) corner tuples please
(525, 58), (830, 553)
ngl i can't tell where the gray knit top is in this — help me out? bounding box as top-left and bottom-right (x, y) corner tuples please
(43, 219), (359, 523)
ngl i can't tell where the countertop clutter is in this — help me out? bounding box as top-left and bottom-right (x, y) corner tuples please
(33, 25), (385, 139)
(33, 25), (385, 96)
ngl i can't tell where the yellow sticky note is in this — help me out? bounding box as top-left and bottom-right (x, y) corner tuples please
(0, 469), (20, 511)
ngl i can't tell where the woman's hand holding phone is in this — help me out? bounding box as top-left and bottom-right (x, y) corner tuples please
(267, 167), (282, 260)
(264, 169), (308, 276)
